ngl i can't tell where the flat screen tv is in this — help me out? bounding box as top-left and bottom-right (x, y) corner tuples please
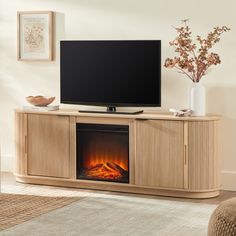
(60, 40), (161, 114)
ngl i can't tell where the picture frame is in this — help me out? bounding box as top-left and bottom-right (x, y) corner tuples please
(17, 11), (53, 61)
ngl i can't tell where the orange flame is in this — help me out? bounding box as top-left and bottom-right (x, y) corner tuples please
(82, 144), (128, 171)
(80, 132), (129, 180)
(85, 162), (127, 180)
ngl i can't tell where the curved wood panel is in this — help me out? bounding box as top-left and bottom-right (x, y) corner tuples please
(15, 174), (220, 199)
(15, 113), (27, 175)
(188, 121), (220, 190)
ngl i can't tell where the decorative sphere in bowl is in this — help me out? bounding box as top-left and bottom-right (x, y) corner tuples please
(26, 96), (55, 106)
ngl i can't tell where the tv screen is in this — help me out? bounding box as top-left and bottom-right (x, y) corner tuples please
(60, 40), (161, 109)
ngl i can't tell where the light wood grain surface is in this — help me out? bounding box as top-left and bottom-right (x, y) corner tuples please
(15, 109), (220, 121)
(188, 121), (220, 190)
(135, 120), (184, 189)
(15, 113), (28, 175)
(27, 114), (70, 178)
(15, 110), (220, 199)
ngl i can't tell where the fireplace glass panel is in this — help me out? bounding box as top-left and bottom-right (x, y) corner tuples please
(76, 124), (129, 183)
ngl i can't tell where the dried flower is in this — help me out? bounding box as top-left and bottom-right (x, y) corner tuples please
(164, 20), (230, 82)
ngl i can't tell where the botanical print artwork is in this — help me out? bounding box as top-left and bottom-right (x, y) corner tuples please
(24, 22), (45, 53)
(24, 23), (45, 53)
(18, 11), (53, 61)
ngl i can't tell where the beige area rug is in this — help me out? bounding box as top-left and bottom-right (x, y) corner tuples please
(0, 193), (79, 231)
(1, 193), (217, 236)
(0, 174), (217, 236)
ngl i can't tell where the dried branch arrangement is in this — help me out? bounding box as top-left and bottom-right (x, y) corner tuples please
(164, 20), (230, 82)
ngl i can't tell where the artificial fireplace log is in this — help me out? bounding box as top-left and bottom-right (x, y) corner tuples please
(81, 162), (128, 181)
(106, 162), (126, 173)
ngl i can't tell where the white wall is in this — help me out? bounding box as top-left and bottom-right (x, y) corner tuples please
(0, 0), (236, 190)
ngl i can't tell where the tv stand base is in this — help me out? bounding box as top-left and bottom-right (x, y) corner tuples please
(79, 107), (143, 115)
(15, 174), (220, 199)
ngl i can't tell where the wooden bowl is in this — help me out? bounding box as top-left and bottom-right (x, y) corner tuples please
(26, 96), (55, 106)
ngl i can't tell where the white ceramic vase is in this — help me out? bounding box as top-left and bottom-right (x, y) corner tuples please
(189, 82), (205, 116)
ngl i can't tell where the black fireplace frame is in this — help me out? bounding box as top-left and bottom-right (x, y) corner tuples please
(76, 123), (129, 183)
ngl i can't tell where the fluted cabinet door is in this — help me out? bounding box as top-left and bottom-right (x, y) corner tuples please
(188, 121), (220, 190)
(27, 114), (70, 178)
(135, 120), (184, 189)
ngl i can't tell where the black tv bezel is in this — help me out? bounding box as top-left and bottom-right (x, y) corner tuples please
(60, 40), (161, 108)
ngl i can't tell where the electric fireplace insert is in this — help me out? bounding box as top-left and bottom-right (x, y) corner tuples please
(76, 124), (129, 183)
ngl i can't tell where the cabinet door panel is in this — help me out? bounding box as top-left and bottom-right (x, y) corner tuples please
(28, 114), (70, 178)
(188, 121), (220, 190)
(135, 120), (184, 189)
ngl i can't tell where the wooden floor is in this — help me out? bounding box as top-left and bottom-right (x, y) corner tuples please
(1, 172), (236, 204)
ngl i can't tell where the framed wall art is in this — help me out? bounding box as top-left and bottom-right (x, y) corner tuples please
(17, 11), (53, 61)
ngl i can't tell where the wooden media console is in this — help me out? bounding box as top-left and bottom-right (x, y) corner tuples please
(15, 109), (220, 198)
